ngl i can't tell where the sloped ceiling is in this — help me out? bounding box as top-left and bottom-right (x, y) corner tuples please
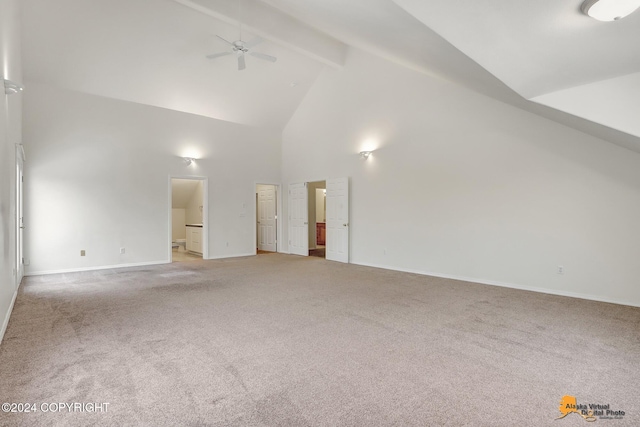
(21, 0), (640, 150)
(21, 0), (336, 128)
(392, 0), (640, 99)
(392, 0), (640, 141)
(172, 179), (200, 208)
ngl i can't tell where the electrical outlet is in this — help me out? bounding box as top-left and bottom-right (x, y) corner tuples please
(226, 242), (229, 247)
(557, 265), (564, 275)
(120, 248), (125, 254)
(80, 250), (86, 256)
(383, 248), (387, 255)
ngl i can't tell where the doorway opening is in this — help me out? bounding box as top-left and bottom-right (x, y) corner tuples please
(288, 178), (349, 263)
(170, 177), (207, 262)
(307, 181), (326, 258)
(256, 184), (278, 254)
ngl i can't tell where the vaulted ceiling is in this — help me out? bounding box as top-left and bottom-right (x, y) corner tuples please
(22, 0), (640, 151)
(392, 0), (640, 142)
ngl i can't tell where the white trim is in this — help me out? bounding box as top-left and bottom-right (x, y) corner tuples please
(15, 143), (26, 162)
(0, 289), (19, 345)
(15, 152), (24, 286)
(207, 252), (256, 260)
(352, 261), (640, 309)
(25, 260), (169, 277)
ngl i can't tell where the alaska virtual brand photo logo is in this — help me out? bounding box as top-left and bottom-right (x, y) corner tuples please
(556, 396), (626, 422)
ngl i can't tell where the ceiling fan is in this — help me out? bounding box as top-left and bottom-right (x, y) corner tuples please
(205, 0), (277, 71)
(206, 35), (277, 71)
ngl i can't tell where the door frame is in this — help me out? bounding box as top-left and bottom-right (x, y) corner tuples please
(306, 181), (327, 251)
(16, 144), (25, 285)
(253, 182), (282, 255)
(168, 175), (209, 261)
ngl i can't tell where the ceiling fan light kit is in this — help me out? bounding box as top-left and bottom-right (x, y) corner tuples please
(205, 0), (277, 71)
(207, 35), (277, 71)
(4, 79), (24, 95)
(581, 0), (640, 21)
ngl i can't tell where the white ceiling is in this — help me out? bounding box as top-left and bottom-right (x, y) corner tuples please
(22, 0), (327, 128)
(392, 0), (640, 99)
(21, 0), (640, 148)
(391, 0), (640, 142)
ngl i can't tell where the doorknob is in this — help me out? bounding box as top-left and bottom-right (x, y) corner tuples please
(20, 226), (25, 229)
(343, 223), (349, 227)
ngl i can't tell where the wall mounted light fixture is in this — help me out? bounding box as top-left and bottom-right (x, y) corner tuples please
(581, 0), (640, 21)
(359, 151), (372, 160)
(4, 79), (24, 95)
(184, 157), (196, 165)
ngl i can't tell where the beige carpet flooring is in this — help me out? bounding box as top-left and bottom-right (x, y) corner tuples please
(1, 254), (639, 426)
(172, 248), (203, 262)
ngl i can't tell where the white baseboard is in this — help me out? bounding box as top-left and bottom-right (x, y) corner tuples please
(0, 288), (18, 346)
(25, 260), (170, 277)
(24, 252), (270, 275)
(23, 255), (636, 308)
(352, 261), (640, 309)
(205, 253), (256, 260)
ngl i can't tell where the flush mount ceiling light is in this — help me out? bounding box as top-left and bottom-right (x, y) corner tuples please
(4, 79), (24, 95)
(183, 157), (196, 165)
(359, 151), (372, 160)
(581, 0), (640, 21)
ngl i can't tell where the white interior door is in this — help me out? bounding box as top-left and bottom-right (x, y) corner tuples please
(326, 177), (349, 263)
(288, 183), (308, 256)
(258, 185), (277, 252)
(16, 157), (24, 284)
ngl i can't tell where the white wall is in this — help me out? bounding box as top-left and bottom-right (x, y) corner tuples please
(532, 72), (640, 139)
(282, 49), (640, 307)
(0, 0), (22, 343)
(185, 180), (203, 225)
(171, 208), (186, 241)
(23, 83), (281, 274)
(316, 189), (325, 223)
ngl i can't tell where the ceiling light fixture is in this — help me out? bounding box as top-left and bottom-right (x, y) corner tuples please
(184, 157), (196, 165)
(4, 79), (24, 95)
(581, 0), (640, 21)
(359, 151), (372, 160)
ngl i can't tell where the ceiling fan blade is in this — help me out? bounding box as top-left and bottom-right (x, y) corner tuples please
(237, 52), (246, 71)
(244, 36), (264, 49)
(216, 35), (235, 47)
(206, 51), (232, 60)
(249, 52), (277, 63)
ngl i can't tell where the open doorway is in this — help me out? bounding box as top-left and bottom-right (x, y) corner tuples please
(288, 178), (349, 263)
(170, 178), (207, 262)
(256, 184), (277, 254)
(307, 181), (326, 258)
